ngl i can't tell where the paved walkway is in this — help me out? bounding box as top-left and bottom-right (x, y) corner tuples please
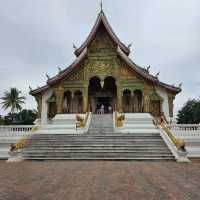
(0, 161), (200, 200)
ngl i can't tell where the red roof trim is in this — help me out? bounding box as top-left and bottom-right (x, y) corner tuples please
(30, 48), (88, 96)
(116, 47), (181, 93)
(75, 11), (130, 56)
(47, 47), (88, 85)
(30, 85), (50, 96)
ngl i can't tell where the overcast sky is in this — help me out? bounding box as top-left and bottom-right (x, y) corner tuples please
(0, 0), (199, 116)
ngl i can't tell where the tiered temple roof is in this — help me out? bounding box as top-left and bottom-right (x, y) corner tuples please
(30, 11), (181, 96)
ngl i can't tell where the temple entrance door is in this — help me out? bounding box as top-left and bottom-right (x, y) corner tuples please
(88, 76), (117, 114)
(96, 97), (113, 114)
(133, 90), (143, 113)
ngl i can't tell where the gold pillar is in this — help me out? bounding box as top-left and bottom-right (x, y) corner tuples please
(143, 92), (150, 113)
(55, 86), (64, 114)
(71, 93), (74, 113)
(82, 85), (88, 113)
(116, 81), (122, 112)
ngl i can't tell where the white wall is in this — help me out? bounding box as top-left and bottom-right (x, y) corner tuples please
(156, 86), (170, 121)
(41, 89), (53, 124)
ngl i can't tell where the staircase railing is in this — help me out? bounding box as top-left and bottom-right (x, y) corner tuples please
(157, 116), (190, 162)
(160, 122), (186, 151)
(10, 138), (28, 152)
(76, 112), (91, 129)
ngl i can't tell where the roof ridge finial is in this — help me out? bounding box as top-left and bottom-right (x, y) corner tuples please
(100, 0), (103, 12)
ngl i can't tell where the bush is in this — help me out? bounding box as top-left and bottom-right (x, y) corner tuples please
(3, 109), (37, 125)
(177, 99), (200, 124)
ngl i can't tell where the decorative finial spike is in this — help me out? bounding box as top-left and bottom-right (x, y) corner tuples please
(58, 67), (62, 73)
(73, 43), (77, 50)
(100, 0), (103, 12)
(128, 43), (132, 49)
(147, 65), (151, 73)
(178, 82), (182, 88)
(155, 71), (160, 79)
(46, 73), (50, 80)
(29, 86), (32, 91)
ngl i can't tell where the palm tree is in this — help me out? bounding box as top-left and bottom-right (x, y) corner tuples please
(0, 88), (26, 114)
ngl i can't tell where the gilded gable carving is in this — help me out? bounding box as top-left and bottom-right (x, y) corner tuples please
(88, 27), (116, 57)
(86, 58), (117, 79)
(68, 70), (84, 81)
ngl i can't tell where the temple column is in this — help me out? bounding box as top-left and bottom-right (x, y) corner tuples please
(71, 93), (74, 113)
(55, 86), (64, 114)
(116, 81), (122, 112)
(82, 86), (88, 113)
(143, 91), (150, 113)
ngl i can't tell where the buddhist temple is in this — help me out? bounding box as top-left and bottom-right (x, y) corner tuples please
(30, 10), (181, 124)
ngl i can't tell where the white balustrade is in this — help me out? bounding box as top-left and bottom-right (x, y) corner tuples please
(167, 124), (200, 158)
(0, 125), (35, 133)
(0, 125), (36, 159)
(167, 124), (200, 138)
(167, 124), (200, 131)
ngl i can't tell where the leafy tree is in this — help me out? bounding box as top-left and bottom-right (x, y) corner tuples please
(0, 115), (4, 125)
(177, 99), (200, 124)
(0, 88), (26, 114)
(3, 109), (37, 125)
(16, 109), (37, 125)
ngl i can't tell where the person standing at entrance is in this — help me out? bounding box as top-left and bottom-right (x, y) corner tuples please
(100, 104), (104, 114)
(108, 105), (112, 113)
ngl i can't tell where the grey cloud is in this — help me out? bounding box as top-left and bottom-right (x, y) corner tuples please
(0, 0), (200, 116)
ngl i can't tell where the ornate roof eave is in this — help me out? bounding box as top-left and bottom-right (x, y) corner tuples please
(30, 48), (88, 96)
(29, 85), (50, 96)
(116, 46), (181, 94)
(74, 11), (130, 57)
(47, 47), (88, 85)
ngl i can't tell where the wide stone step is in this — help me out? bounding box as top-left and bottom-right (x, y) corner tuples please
(28, 137), (162, 141)
(23, 157), (175, 160)
(29, 134), (162, 138)
(27, 141), (165, 145)
(23, 149), (171, 154)
(123, 124), (155, 128)
(30, 133), (161, 137)
(122, 129), (160, 134)
(24, 144), (168, 148)
(23, 151), (173, 156)
(29, 135), (161, 139)
(124, 121), (153, 124)
(24, 146), (170, 150)
(23, 153), (174, 159)
(28, 138), (163, 142)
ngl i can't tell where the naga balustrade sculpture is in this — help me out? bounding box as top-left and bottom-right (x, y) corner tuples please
(115, 112), (125, 128)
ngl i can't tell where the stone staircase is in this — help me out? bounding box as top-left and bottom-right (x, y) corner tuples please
(21, 113), (175, 160)
(87, 114), (113, 134)
(21, 134), (174, 160)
